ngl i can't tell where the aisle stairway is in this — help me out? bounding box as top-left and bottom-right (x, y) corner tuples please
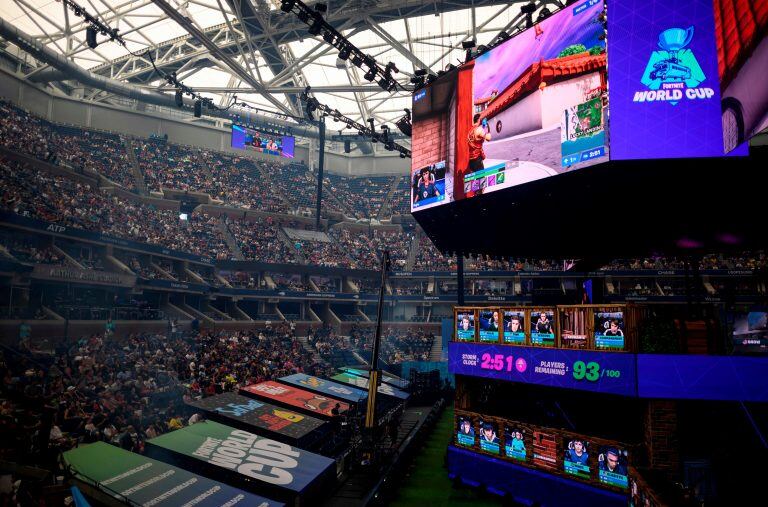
(376, 176), (402, 219)
(428, 336), (443, 361)
(405, 234), (421, 270)
(219, 217), (244, 260)
(122, 137), (148, 195)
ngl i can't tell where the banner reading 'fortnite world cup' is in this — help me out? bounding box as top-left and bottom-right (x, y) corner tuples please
(609, 0), (735, 159)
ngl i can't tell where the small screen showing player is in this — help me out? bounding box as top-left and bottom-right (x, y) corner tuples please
(504, 425), (528, 462)
(478, 418), (500, 454)
(456, 415), (476, 447)
(531, 310), (556, 347)
(594, 311), (626, 350)
(503, 310), (526, 344)
(479, 310), (500, 342)
(231, 125), (295, 158)
(456, 311), (476, 342)
(411, 161), (446, 211)
(563, 438), (592, 480)
(598, 446), (629, 489)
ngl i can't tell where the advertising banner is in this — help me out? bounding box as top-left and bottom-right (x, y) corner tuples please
(448, 342), (637, 396)
(240, 381), (350, 419)
(187, 393), (326, 445)
(62, 442), (281, 507)
(331, 373), (410, 400)
(146, 421), (334, 495)
(278, 374), (368, 404)
(340, 368), (409, 389)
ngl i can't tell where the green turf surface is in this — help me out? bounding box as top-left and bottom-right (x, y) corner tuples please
(388, 406), (500, 506)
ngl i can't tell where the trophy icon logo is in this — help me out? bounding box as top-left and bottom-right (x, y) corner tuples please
(641, 26), (706, 104)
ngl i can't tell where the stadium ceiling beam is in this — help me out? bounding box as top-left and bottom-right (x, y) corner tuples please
(364, 16), (428, 75)
(177, 84), (395, 93)
(149, 0), (294, 116)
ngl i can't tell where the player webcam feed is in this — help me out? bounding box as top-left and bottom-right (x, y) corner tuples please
(456, 415), (476, 447)
(531, 310), (556, 347)
(478, 418), (501, 454)
(456, 311), (477, 341)
(598, 446), (629, 489)
(231, 125), (295, 159)
(411, 72), (457, 212)
(732, 311), (768, 354)
(504, 425), (528, 462)
(595, 311), (626, 350)
(479, 309), (501, 342)
(564, 438), (592, 480)
(503, 310), (526, 344)
(411, 161), (446, 210)
(454, 0), (608, 201)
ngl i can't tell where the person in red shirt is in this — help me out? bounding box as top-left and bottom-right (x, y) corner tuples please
(468, 113), (492, 173)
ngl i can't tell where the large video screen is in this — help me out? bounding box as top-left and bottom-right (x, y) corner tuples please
(732, 311), (768, 354)
(460, 0), (607, 198)
(231, 125), (295, 158)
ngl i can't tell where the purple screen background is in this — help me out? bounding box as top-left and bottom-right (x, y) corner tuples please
(609, 0), (735, 159)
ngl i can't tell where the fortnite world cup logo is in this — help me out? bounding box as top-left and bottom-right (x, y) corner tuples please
(634, 26), (714, 105)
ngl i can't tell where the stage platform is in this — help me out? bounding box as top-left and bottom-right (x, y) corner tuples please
(323, 404), (438, 507)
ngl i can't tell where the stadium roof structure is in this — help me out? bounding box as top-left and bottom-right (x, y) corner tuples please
(0, 0), (559, 148)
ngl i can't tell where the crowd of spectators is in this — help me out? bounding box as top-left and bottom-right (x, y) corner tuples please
(0, 324), (330, 465)
(0, 236), (66, 266)
(296, 238), (355, 268)
(227, 216), (298, 263)
(603, 253), (767, 271)
(0, 158), (230, 258)
(350, 325), (435, 364)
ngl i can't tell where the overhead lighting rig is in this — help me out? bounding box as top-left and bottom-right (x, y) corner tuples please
(300, 87), (411, 158)
(279, 0), (419, 93)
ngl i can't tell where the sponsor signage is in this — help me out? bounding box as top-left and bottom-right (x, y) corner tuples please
(278, 374), (368, 404)
(187, 393), (325, 445)
(33, 265), (135, 286)
(146, 421), (335, 495)
(240, 382), (350, 419)
(449, 342), (637, 396)
(63, 442), (281, 507)
(330, 373), (410, 400)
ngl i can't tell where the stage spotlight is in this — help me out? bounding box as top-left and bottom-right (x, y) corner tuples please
(351, 54), (363, 67)
(344, 140), (351, 153)
(297, 10), (310, 23)
(363, 67), (376, 81)
(399, 152), (405, 158)
(280, 0), (295, 12)
(338, 45), (351, 60)
(322, 30), (335, 44)
(461, 40), (476, 49)
(194, 100), (202, 118)
(538, 7), (551, 21)
(308, 15), (323, 36)
(175, 90), (183, 108)
(86, 26), (98, 49)
(315, 3), (327, 13)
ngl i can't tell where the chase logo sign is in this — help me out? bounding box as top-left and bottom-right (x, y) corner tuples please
(634, 27), (714, 105)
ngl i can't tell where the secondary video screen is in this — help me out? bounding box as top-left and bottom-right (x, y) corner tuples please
(564, 438), (592, 480)
(531, 310), (556, 347)
(503, 310), (526, 344)
(714, 0), (768, 153)
(478, 309), (500, 342)
(595, 311), (626, 350)
(504, 425), (528, 462)
(411, 72), (457, 212)
(478, 418), (500, 454)
(456, 311), (476, 341)
(456, 415), (476, 447)
(598, 446), (629, 489)
(411, 161), (446, 210)
(231, 125), (295, 158)
(732, 311), (768, 354)
(455, 0), (607, 200)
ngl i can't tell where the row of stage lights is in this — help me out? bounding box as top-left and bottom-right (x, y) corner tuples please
(280, 0), (404, 93)
(302, 86), (411, 158)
